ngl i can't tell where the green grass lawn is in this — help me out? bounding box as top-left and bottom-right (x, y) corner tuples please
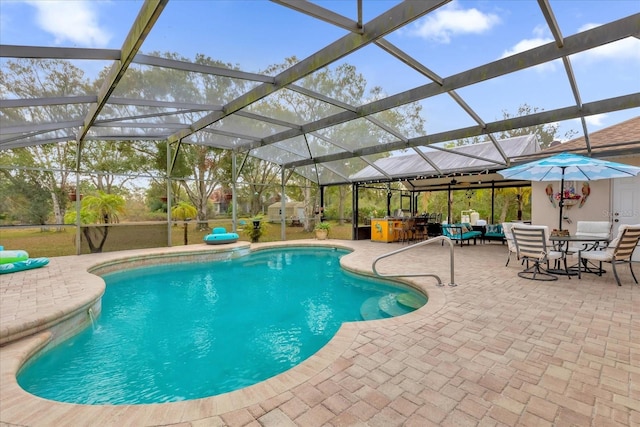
(0, 220), (353, 258)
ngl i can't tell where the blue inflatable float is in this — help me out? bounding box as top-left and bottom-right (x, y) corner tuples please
(203, 227), (239, 245)
(0, 247), (49, 274)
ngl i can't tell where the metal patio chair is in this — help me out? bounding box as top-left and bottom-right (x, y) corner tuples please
(512, 225), (567, 281)
(502, 222), (518, 266)
(578, 224), (640, 286)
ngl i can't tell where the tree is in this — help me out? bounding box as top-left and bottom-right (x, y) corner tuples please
(64, 191), (126, 253)
(137, 53), (247, 228)
(493, 187), (531, 223)
(515, 187), (531, 221)
(286, 174), (319, 230)
(174, 143), (231, 229)
(1, 59), (93, 228)
(80, 140), (151, 193)
(445, 103), (577, 150)
(498, 104), (577, 149)
(171, 201), (197, 245)
(258, 57), (426, 228)
(237, 157), (282, 216)
(0, 154), (53, 226)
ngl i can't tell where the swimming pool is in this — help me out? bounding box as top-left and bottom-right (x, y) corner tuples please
(18, 247), (427, 405)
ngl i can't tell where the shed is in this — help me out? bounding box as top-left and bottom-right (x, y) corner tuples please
(267, 202), (306, 223)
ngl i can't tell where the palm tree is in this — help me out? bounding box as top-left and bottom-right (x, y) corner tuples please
(496, 187), (531, 223)
(171, 201), (197, 245)
(65, 191), (126, 253)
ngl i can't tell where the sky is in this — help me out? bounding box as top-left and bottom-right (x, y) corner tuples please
(1, 0), (639, 142)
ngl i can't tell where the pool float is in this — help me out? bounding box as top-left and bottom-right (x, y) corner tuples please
(0, 247), (49, 274)
(203, 227), (239, 245)
(0, 258), (50, 274)
(0, 249), (29, 265)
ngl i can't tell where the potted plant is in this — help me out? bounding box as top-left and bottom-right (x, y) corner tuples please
(314, 221), (331, 240)
(243, 215), (265, 243)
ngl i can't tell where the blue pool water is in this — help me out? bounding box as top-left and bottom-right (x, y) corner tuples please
(18, 247), (427, 405)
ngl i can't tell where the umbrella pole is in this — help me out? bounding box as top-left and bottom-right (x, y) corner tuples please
(558, 170), (565, 230)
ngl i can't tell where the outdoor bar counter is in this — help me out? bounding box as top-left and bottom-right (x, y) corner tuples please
(370, 218), (403, 242)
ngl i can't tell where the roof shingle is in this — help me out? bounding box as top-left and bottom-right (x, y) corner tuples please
(545, 116), (640, 156)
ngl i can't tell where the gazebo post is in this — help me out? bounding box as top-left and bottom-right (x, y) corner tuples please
(281, 168), (286, 241)
(231, 153), (237, 233)
(352, 183), (358, 240)
(166, 140), (172, 247)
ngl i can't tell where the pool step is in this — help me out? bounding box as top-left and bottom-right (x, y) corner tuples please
(396, 292), (427, 309)
(378, 294), (413, 317)
(361, 293), (424, 321)
(360, 297), (390, 320)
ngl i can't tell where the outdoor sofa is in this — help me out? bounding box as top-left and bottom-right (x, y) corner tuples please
(441, 223), (483, 246)
(483, 223), (506, 243)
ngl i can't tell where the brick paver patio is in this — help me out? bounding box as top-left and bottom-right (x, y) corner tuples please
(1, 239), (638, 426)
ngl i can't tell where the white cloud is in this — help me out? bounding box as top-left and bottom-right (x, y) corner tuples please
(571, 23), (640, 64)
(409, 1), (500, 43)
(578, 23), (610, 33)
(26, 0), (111, 47)
(585, 114), (607, 127)
(500, 30), (556, 72)
(564, 115), (608, 137)
(501, 37), (553, 58)
(499, 20), (640, 74)
(532, 24), (547, 39)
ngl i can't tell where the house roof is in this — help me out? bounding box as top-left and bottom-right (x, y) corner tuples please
(542, 116), (640, 159)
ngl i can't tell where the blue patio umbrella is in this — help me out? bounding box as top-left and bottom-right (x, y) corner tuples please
(498, 152), (640, 229)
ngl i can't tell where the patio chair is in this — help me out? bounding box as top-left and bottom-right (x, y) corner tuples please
(512, 225), (567, 281)
(502, 222), (518, 266)
(412, 216), (428, 241)
(578, 224), (640, 286)
(394, 218), (414, 244)
(568, 221), (612, 253)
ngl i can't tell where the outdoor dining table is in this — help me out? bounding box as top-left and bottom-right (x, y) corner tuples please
(549, 235), (610, 276)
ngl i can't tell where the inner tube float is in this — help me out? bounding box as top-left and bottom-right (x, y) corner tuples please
(203, 227), (239, 245)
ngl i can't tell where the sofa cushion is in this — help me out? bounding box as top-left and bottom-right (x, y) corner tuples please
(486, 224), (502, 235)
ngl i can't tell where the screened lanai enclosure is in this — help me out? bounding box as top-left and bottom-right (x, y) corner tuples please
(1, 0), (639, 254)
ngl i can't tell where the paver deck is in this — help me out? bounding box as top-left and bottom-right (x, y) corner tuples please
(1, 239), (639, 426)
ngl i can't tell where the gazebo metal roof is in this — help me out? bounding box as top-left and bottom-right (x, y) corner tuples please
(350, 134), (540, 186)
(1, 0), (639, 186)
